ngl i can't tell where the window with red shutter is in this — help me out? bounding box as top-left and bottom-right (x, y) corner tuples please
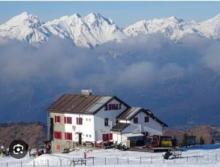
(109, 133), (113, 140)
(102, 134), (107, 141)
(134, 117), (138, 124)
(65, 132), (72, 140)
(102, 133), (112, 141)
(55, 116), (61, 123)
(64, 117), (72, 124)
(54, 131), (62, 139)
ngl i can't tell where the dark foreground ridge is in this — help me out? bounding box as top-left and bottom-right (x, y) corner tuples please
(0, 122), (46, 148)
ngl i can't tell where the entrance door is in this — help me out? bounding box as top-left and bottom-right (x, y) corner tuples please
(78, 133), (82, 145)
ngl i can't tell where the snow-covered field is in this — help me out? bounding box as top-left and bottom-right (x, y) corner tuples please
(1, 145), (220, 167)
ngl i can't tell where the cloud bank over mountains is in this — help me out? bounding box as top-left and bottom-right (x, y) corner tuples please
(0, 12), (220, 126)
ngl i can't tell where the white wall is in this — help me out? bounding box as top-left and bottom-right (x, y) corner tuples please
(63, 113), (95, 143)
(113, 132), (128, 145)
(94, 98), (128, 141)
(122, 111), (163, 136)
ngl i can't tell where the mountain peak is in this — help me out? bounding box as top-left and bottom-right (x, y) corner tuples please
(4, 11), (42, 28)
(1, 12), (220, 47)
(12, 11), (37, 21)
(84, 12), (102, 21)
(167, 16), (184, 23)
(17, 11), (29, 17)
(84, 12), (113, 24)
(86, 12), (102, 18)
(71, 13), (81, 18)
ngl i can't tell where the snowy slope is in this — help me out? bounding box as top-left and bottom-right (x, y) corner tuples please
(0, 12), (49, 44)
(44, 13), (125, 47)
(1, 12), (220, 47)
(124, 16), (198, 40)
(197, 14), (220, 39)
(0, 146), (220, 167)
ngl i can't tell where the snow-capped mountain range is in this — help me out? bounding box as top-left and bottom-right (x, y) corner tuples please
(1, 12), (220, 47)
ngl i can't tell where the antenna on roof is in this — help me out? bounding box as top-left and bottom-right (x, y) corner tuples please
(81, 89), (93, 96)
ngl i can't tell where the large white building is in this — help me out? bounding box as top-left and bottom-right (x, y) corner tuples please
(47, 90), (167, 152)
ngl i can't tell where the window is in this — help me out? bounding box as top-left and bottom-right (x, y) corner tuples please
(134, 117), (138, 124)
(105, 103), (121, 110)
(108, 133), (113, 140)
(102, 134), (108, 141)
(86, 118), (91, 121)
(54, 116), (61, 123)
(54, 131), (62, 139)
(64, 132), (72, 140)
(76, 117), (83, 125)
(64, 117), (72, 124)
(104, 118), (109, 126)
(145, 116), (149, 123)
(102, 133), (113, 141)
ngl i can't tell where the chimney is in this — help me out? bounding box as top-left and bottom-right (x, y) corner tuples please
(81, 89), (93, 96)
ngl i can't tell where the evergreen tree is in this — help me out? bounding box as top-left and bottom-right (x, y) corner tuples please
(199, 136), (205, 145)
(211, 138), (215, 144)
(182, 133), (188, 147)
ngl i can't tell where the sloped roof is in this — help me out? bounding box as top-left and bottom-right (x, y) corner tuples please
(111, 123), (129, 132)
(117, 107), (143, 120)
(117, 107), (168, 127)
(48, 94), (113, 114)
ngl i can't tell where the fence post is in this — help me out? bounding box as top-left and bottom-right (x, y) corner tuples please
(60, 159), (62, 167)
(216, 153), (218, 161)
(33, 160), (35, 167)
(127, 157), (129, 164)
(20, 161), (22, 167)
(150, 156), (152, 164)
(47, 159), (49, 167)
(117, 157), (119, 164)
(140, 156), (141, 164)
(105, 157), (106, 165)
(187, 156), (188, 162)
(6, 162), (8, 167)
(92, 157), (94, 165)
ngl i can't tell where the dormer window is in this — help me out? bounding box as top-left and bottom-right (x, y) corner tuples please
(105, 103), (121, 110)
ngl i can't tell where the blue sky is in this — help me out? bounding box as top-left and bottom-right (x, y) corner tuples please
(1, 2), (220, 27)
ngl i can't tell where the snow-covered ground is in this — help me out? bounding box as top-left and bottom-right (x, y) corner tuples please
(1, 145), (220, 167)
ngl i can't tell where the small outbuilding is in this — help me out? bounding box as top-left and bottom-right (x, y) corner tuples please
(111, 107), (167, 147)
